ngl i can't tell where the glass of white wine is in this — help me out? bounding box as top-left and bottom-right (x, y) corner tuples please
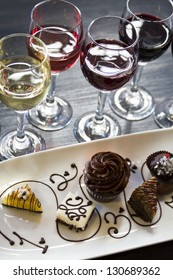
(0, 33), (51, 160)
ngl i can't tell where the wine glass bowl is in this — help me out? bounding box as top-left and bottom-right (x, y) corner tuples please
(74, 16), (138, 142)
(154, 42), (173, 128)
(0, 33), (51, 160)
(109, 0), (173, 121)
(29, 0), (83, 131)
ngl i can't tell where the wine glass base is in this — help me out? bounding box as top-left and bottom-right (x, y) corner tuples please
(28, 96), (73, 131)
(154, 99), (173, 128)
(109, 85), (154, 120)
(0, 128), (46, 160)
(73, 111), (121, 142)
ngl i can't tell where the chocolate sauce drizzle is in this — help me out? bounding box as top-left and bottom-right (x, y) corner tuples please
(1, 158), (173, 256)
(165, 196), (173, 209)
(126, 158), (138, 173)
(39, 237), (46, 244)
(0, 230), (15, 246)
(104, 212), (132, 239)
(0, 230), (48, 254)
(119, 207), (124, 213)
(59, 197), (93, 221)
(13, 232), (48, 254)
(141, 161), (147, 181)
(50, 163), (78, 191)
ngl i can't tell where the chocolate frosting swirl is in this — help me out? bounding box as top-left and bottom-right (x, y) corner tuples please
(83, 152), (130, 195)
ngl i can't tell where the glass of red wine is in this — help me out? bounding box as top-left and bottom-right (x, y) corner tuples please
(73, 16), (138, 142)
(154, 40), (173, 128)
(109, 0), (173, 121)
(28, 0), (83, 131)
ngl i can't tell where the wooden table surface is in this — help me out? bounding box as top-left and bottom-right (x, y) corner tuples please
(0, 0), (173, 260)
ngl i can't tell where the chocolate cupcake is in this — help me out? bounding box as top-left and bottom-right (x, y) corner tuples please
(83, 151), (130, 202)
(146, 150), (173, 194)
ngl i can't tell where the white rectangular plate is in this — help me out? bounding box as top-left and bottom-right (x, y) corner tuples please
(0, 128), (173, 260)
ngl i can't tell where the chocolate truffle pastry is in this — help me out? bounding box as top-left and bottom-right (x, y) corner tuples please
(146, 151), (173, 194)
(1, 184), (42, 213)
(83, 151), (130, 202)
(128, 177), (157, 222)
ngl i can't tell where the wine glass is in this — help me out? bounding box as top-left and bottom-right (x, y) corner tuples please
(109, 0), (173, 121)
(73, 16), (138, 142)
(28, 0), (83, 131)
(0, 33), (51, 160)
(154, 40), (173, 127)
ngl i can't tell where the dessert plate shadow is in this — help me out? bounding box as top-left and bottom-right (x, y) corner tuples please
(1, 127), (173, 260)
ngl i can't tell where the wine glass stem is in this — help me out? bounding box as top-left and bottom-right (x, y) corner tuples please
(169, 103), (173, 118)
(95, 90), (107, 122)
(131, 62), (146, 92)
(12, 111), (34, 154)
(46, 74), (59, 103)
(16, 111), (26, 139)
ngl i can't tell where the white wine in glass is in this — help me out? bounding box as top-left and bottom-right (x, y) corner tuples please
(0, 33), (51, 160)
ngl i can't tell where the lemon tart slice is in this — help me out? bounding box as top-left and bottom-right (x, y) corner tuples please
(1, 184), (42, 213)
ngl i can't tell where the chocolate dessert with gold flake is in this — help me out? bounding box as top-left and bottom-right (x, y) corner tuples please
(146, 150), (173, 194)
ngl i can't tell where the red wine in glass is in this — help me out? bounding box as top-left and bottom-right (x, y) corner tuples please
(125, 13), (172, 62)
(81, 39), (137, 91)
(28, 0), (83, 131)
(109, 0), (173, 122)
(153, 38), (173, 128)
(31, 26), (81, 73)
(74, 16), (138, 142)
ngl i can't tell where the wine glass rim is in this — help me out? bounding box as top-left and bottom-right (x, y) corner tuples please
(31, 0), (82, 34)
(0, 33), (49, 72)
(88, 15), (138, 51)
(127, 0), (173, 22)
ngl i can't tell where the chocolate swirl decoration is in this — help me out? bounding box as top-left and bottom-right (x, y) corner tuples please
(0, 230), (48, 253)
(56, 174), (102, 242)
(104, 212), (132, 239)
(50, 163), (78, 191)
(13, 232), (48, 254)
(165, 196), (173, 209)
(84, 152), (130, 195)
(58, 196), (93, 221)
(0, 230), (15, 246)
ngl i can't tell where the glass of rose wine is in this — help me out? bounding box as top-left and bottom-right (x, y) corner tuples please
(29, 0), (83, 131)
(0, 33), (51, 160)
(109, 0), (173, 121)
(73, 16), (138, 142)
